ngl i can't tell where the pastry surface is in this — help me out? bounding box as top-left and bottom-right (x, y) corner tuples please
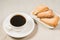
(40, 16), (59, 27)
(33, 5), (49, 15)
(37, 9), (54, 18)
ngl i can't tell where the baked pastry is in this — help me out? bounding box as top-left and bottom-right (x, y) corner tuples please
(33, 5), (49, 15)
(40, 16), (59, 27)
(32, 4), (59, 28)
(37, 9), (54, 18)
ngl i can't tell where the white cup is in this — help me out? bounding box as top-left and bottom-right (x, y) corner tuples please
(3, 12), (35, 38)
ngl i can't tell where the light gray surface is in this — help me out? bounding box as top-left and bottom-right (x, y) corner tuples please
(0, 0), (60, 40)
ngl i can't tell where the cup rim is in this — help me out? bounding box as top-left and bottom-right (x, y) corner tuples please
(9, 14), (27, 28)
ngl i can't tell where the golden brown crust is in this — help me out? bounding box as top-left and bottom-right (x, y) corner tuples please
(40, 16), (59, 27)
(37, 9), (54, 18)
(33, 5), (49, 15)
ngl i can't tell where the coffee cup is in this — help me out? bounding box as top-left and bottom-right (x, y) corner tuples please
(3, 12), (35, 38)
(8, 13), (28, 31)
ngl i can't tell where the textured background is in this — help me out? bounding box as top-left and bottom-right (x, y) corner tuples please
(0, 0), (60, 40)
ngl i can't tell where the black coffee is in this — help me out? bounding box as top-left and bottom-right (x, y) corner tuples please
(10, 15), (26, 27)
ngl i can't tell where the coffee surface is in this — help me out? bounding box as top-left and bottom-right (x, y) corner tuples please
(10, 15), (26, 27)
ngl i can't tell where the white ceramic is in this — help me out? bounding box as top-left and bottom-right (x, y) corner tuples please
(3, 12), (35, 38)
(31, 10), (60, 29)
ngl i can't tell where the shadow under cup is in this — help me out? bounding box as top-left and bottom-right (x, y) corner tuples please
(10, 15), (26, 27)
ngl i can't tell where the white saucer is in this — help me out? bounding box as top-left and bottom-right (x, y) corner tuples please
(3, 12), (35, 38)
